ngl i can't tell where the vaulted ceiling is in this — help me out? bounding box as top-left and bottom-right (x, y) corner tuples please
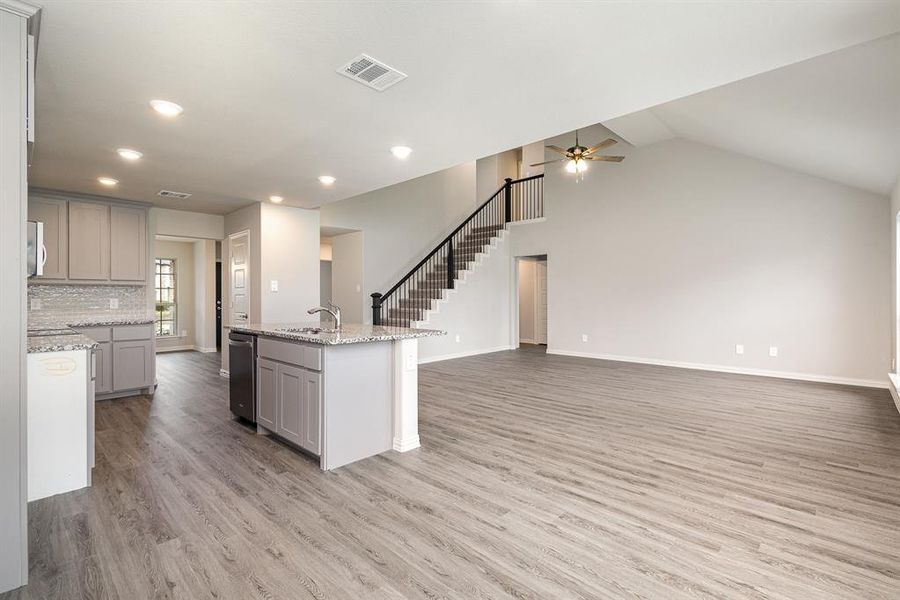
(605, 33), (900, 195)
(29, 1), (900, 214)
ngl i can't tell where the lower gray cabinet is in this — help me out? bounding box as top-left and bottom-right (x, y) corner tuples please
(257, 358), (277, 430)
(94, 341), (112, 394)
(300, 370), (321, 455)
(112, 340), (153, 390)
(256, 347), (322, 456)
(276, 363), (305, 446)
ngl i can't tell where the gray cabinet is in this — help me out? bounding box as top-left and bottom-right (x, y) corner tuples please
(110, 205), (146, 282)
(277, 363), (304, 446)
(257, 339), (323, 456)
(68, 201), (110, 280)
(257, 357), (277, 430)
(112, 340), (153, 391)
(27, 196), (67, 279)
(94, 342), (112, 394)
(300, 370), (321, 455)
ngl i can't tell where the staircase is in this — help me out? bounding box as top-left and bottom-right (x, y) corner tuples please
(372, 174), (543, 327)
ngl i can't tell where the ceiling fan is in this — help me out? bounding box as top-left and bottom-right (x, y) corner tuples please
(531, 130), (624, 178)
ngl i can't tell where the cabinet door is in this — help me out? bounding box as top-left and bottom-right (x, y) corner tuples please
(27, 196), (67, 279)
(94, 342), (112, 394)
(275, 363), (304, 446)
(257, 357), (277, 431)
(300, 370), (321, 455)
(110, 205), (146, 281)
(68, 201), (110, 280)
(112, 340), (153, 391)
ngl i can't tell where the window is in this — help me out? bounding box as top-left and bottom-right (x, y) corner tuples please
(155, 258), (177, 337)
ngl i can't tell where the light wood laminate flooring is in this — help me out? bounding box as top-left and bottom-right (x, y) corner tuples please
(5, 347), (900, 599)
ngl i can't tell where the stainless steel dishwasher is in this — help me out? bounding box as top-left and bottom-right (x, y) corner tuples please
(228, 331), (257, 422)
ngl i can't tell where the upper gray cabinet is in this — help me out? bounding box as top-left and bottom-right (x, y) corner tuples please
(110, 205), (146, 282)
(27, 196), (67, 280)
(68, 200), (110, 280)
(27, 193), (149, 284)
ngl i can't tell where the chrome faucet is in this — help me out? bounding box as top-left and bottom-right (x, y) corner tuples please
(307, 303), (341, 330)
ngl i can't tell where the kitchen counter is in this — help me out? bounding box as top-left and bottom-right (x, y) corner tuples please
(27, 331), (99, 354)
(230, 322), (444, 345)
(27, 316), (154, 353)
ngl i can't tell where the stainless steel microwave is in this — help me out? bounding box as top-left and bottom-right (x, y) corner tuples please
(26, 220), (45, 277)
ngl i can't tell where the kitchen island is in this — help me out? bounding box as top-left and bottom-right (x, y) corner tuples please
(230, 323), (443, 470)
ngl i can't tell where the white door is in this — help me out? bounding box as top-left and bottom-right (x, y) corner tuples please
(229, 231), (250, 326)
(535, 260), (548, 344)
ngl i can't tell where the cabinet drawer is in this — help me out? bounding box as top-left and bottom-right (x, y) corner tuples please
(258, 337), (322, 371)
(112, 324), (153, 341)
(74, 326), (111, 343)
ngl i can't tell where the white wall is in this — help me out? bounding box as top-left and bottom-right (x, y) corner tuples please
(260, 203), (320, 322)
(891, 174), (900, 373)
(193, 239), (217, 352)
(150, 207), (225, 240)
(476, 150), (518, 204)
(518, 259), (536, 343)
(320, 162), (477, 323)
(155, 240), (195, 351)
(330, 231), (365, 323)
(520, 141), (545, 178)
(516, 134), (890, 385)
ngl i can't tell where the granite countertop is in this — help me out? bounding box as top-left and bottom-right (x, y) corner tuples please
(230, 322), (445, 346)
(28, 332), (99, 354)
(65, 317), (155, 327)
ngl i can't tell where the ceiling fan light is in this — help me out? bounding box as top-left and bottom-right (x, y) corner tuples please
(577, 159), (588, 173)
(565, 159), (577, 174)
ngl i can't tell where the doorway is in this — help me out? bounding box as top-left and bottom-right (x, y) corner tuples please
(516, 255), (548, 348)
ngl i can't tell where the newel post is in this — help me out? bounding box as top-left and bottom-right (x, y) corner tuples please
(371, 292), (383, 326)
(504, 177), (513, 223)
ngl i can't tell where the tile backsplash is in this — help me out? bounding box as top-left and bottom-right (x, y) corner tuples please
(28, 284), (149, 328)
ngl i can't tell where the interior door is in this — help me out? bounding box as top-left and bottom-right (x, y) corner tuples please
(229, 231), (250, 326)
(535, 260), (548, 345)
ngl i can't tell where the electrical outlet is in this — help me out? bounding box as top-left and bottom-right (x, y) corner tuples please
(455, 334), (461, 343)
(581, 334), (588, 343)
(109, 298), (119, 309)
(735, 344), (744, 355)
(31, 298), (42, 310)
(356, 283), (361, 293)
(769, 346), (778, 357)
(270, 280), (279, 292)
(181, 329), (187, 338)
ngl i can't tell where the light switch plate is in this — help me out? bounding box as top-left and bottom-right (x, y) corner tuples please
(769, 346), (778, 357)
(455, 334), (461, 343)
(356, 283), (361, 293)
(404, 350), (416, 371)
(735, 344), (744, 355)
(270, 280), (279, 292)
(582, 334), (588, 342)
(109, 298), (119, 309)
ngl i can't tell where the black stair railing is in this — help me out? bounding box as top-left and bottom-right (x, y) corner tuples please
(371, 174), (543, 326)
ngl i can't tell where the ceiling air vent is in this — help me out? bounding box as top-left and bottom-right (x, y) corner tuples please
(337, 54), (407, 91)
(157, 189), (192, 200)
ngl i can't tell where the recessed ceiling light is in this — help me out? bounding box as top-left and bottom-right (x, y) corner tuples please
(269, 195), (283, 203)
(97, 177), (118, 186)
(116, 148), (143, 161)
(149, 99), (183, 117)
(391, 146), (412, 159)
(318, 175), (336, 186)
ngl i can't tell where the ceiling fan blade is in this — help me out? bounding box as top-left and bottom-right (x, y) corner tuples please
(582, 139), (618, 155)
(584, 155), (625, 162)
(545, 145), (570, 156)
(530, 159), (566, 166)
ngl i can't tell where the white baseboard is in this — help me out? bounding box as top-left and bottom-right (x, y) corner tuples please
(888, 374), (900, 413)
(392, 435), (421, 452)
(156, 345), (195, 353)
(195, 346), (218, 353)
(546, 349), (889, 390)
(519, 338), (536, 345)
(419, 345), (514, 364)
